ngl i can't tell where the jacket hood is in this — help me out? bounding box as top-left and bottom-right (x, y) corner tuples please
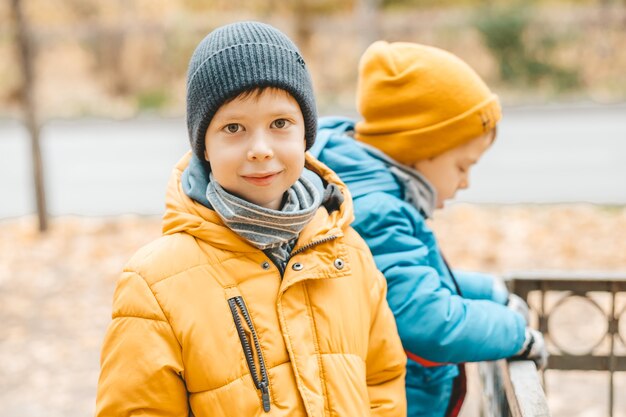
(162, 151), (354, 252)
(310, 117), (403, 200)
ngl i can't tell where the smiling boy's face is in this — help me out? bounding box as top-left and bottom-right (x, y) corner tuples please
(204, 87), (306, 211)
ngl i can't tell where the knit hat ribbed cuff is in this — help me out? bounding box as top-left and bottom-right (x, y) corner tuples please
(356, 96), (501, 164)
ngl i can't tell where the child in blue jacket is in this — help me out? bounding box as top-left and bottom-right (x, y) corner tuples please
(310, 41), (548, 417)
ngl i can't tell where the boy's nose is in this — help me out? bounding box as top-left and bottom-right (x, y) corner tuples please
(247, 133), (274, 160)
(459, 177), (469, 190)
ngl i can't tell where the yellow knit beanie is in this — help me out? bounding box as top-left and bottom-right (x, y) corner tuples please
(355, 41), (501, 165)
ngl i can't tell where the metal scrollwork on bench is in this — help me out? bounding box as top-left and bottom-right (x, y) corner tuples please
(508, 272), (626, 417)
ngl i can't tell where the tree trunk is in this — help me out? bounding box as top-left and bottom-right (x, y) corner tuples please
(355, 0), (382, 52)
(11, 0), (48, 232)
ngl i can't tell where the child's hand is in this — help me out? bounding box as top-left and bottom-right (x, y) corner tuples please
(507, 293), (530, 325)
(511, 328), (549, 370)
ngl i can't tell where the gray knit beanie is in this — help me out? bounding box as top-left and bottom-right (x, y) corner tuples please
(186, 21), (317, 159)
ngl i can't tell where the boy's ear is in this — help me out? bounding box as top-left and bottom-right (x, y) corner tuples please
(411, 158), (430, 171)
(204, 149), (209, 162)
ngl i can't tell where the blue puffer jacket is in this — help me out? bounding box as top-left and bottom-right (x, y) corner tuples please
(311, 117), (526, 417)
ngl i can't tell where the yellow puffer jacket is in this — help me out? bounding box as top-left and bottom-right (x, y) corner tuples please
(96, 152), (407, 417)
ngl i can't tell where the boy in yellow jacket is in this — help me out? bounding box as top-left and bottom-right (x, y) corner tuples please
(95, 22), (406, 417)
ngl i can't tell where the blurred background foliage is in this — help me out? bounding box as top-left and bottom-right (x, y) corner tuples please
(474, 2), (582, 91)
(1, 0), (625, 119)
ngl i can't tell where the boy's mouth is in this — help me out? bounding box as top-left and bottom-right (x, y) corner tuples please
(242, 171), (281, 186)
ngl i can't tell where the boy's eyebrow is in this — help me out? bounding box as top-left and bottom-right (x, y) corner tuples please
(212, 112), (247, 121)
(267, 109), (301, 117)
(216, 108), (301, 121)
(262, 102), (302, 116)
(461, 156), (478, 164)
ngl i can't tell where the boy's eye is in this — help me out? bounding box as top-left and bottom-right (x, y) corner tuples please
(224, 123), (242, 134)
(271, 119), (291, 129)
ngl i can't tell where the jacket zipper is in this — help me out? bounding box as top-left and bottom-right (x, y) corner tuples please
(227, 296), (271, 412)
(280, 235), (338, 272)
(440, 253), (464, 297)
(290, 235), (337, 258)
(226, 236), (338, 410)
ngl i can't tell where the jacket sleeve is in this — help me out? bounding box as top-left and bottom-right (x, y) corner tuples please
(353, 193), (526, 364)
(453, 270), (508, 304)
(96, 271), (189, 417)
(364, 257), (408, 416)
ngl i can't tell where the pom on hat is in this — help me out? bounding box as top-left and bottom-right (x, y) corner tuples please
(186, 21), (317, 159)
(355, 41), (501, 164)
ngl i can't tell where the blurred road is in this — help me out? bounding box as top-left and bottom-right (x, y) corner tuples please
(1, 103), (625, 218)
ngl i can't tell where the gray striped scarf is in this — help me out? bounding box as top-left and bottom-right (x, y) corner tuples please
(206, 169), (323, 273)
(358, 142), (437, 219)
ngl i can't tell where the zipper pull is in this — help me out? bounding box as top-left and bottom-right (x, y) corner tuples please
(259, 382), (271, 412)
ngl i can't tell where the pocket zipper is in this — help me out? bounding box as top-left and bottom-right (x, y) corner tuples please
(227, 296), (271, 412)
